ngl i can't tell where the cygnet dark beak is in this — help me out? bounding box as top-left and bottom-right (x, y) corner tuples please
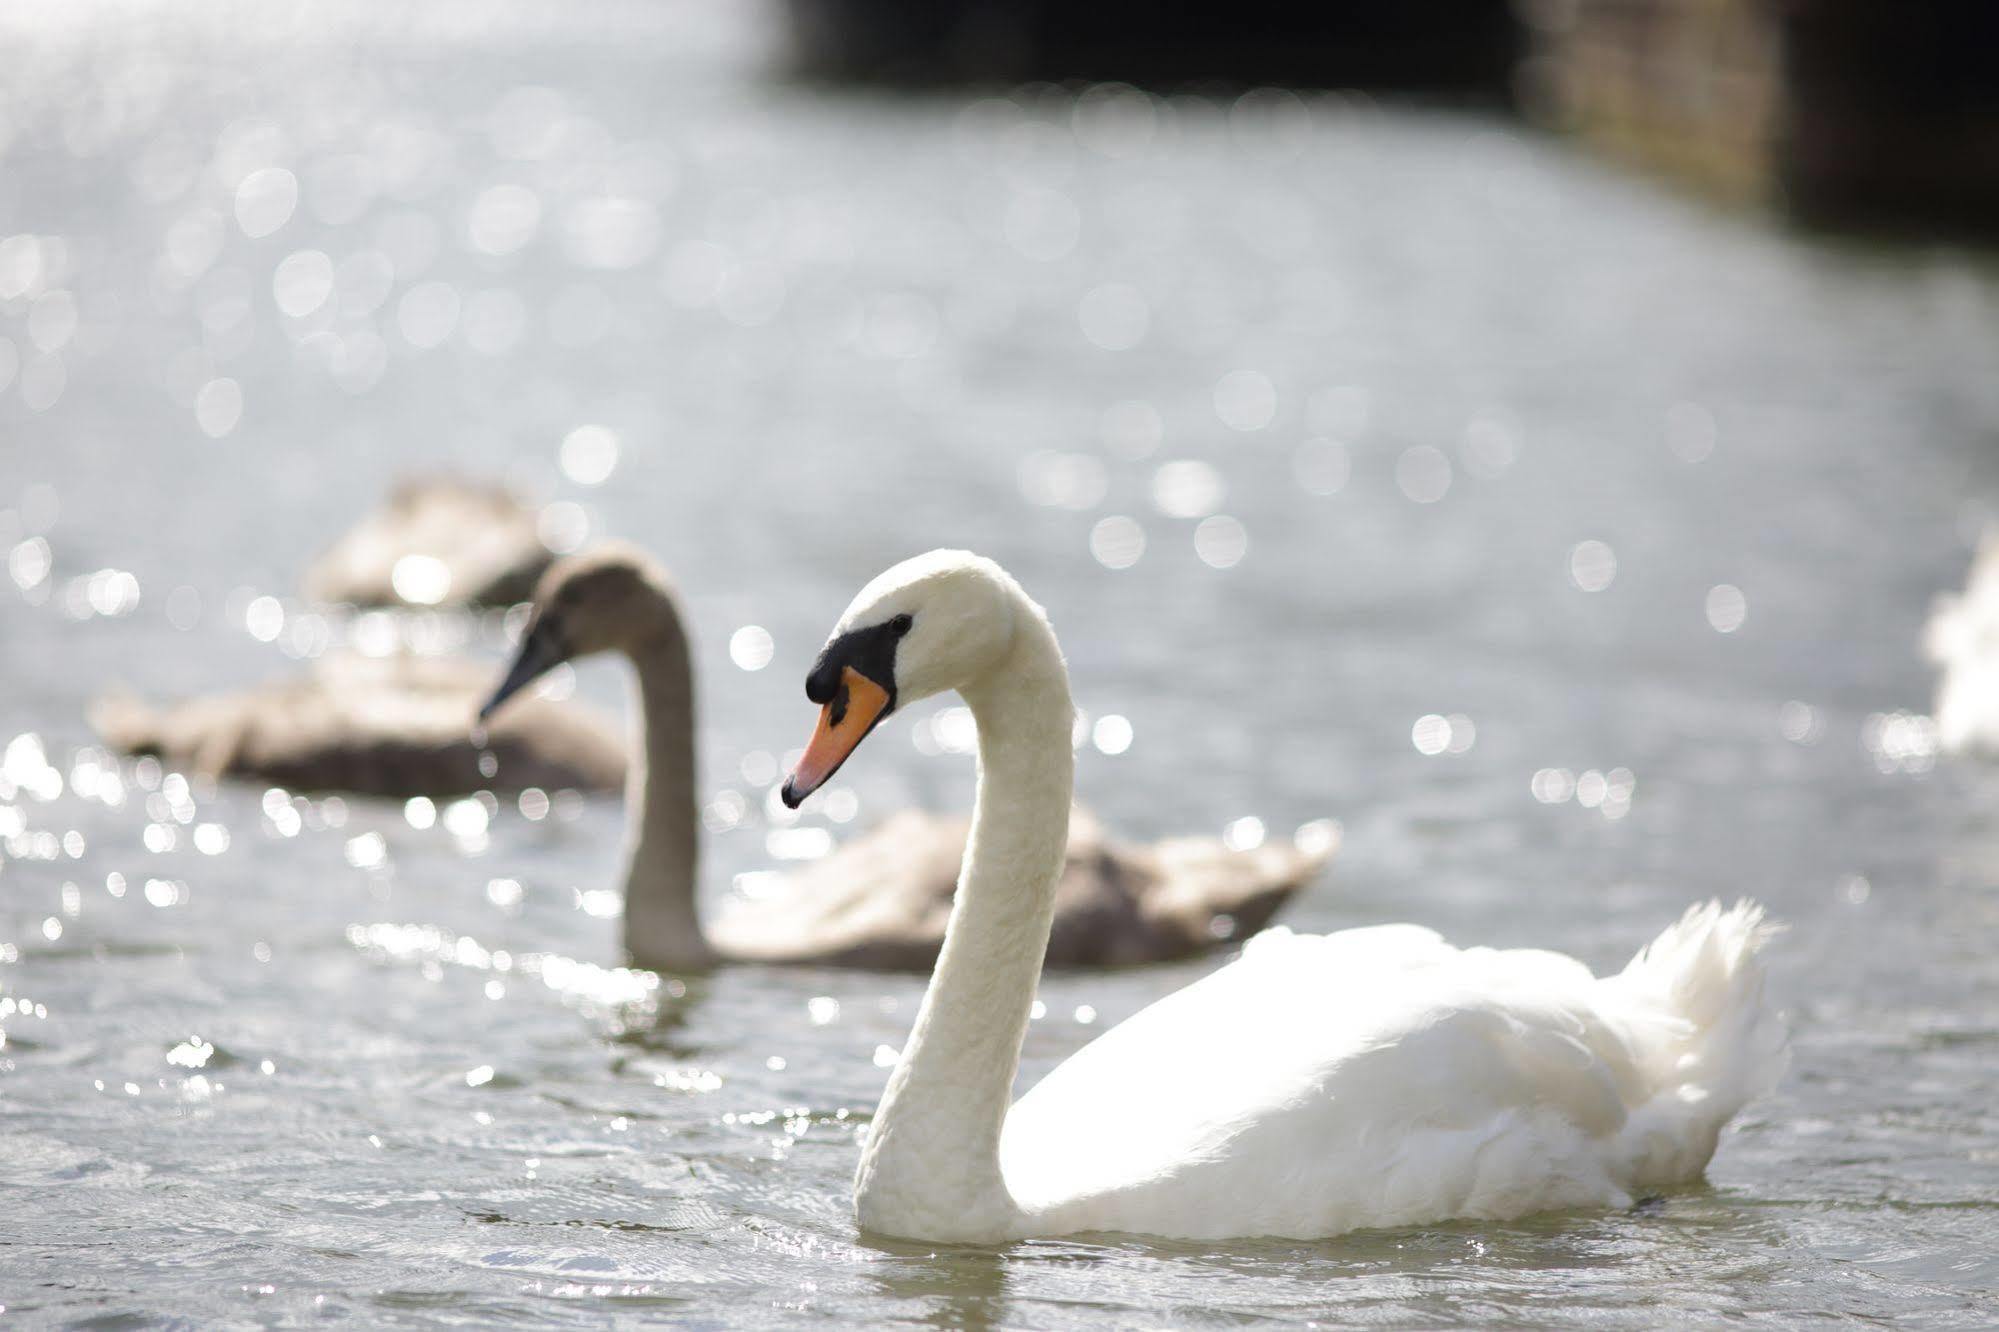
(478, 619), (566, 723)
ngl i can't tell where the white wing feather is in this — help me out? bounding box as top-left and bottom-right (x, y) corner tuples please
(1002, 904), (1781, 1239)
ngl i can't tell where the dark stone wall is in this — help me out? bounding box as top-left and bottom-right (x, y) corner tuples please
(782, 0), (1522, 96)
(782, 0), (1999, 234)
(1777, 0), (1999, 229)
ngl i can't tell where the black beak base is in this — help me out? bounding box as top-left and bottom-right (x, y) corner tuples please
(781, 614), (913, 807)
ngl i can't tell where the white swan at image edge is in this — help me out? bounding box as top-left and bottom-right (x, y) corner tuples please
(778, 549), (1787, 1243)
(1926, 530), (1999, 754)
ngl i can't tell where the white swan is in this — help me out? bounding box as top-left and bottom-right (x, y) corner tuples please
(1926, 531), (1999, 753)
(779, 550), (1788, 1242)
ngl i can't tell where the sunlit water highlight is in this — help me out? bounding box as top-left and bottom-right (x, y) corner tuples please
(4, 0), (1999, 1324)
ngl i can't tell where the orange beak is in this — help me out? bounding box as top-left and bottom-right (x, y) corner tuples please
(780, 667), (892, 808)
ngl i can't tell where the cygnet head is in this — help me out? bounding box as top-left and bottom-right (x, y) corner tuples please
(478, 542), (679, 722)
(780, 550), (1017, 809)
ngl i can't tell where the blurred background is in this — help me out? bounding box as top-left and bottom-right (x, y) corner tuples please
(3, 0), (1999, 1325)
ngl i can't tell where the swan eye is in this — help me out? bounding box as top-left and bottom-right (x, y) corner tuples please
(891, 613), (913, 636)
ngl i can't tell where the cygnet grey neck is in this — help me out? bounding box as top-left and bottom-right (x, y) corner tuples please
(617, 605), (713, 972)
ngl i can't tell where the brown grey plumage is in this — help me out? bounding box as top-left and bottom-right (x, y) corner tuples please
(484, 544), (1336, 973)
(90, 653), (623, 797)
(304, 477), (552, 609)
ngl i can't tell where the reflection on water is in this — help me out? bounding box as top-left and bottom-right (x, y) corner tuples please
(5, 0), (1999, 1325)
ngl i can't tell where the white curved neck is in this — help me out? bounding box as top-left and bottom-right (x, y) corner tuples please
(619, 615), (715, 972)
(854, 593), (1073, 1241)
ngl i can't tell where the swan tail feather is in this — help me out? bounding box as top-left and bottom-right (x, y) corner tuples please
(1611, 900), (1787, 1186)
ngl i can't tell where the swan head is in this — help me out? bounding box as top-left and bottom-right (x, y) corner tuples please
(478, 542), (678, 721)
(780, 550), (1016, 808)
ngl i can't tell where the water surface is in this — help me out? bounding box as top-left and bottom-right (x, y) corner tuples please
(4, 1), (1999, 1325)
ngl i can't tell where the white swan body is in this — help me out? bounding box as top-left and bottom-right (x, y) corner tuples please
(1927, 532), (1999, 753)
(1002, 906), (1782, 1239)
(781, 550), (1786, 1243)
